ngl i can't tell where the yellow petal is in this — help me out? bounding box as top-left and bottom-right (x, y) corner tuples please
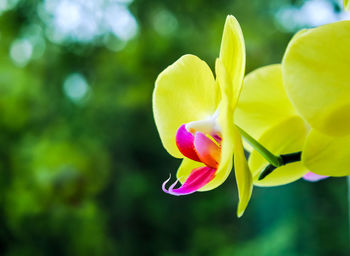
(235, 64), (298, 146)
(232, 124), (253, 217)
(302, 129), (350, 176)
(153, 54), (218, 158)
(218, 15), (245, 107)
(216, 58), (252, 216)
(282, 21), (350, 136)
(249, 117), (309, 186)
(344, 0), (350, 11)
(219, 97), (252, 217)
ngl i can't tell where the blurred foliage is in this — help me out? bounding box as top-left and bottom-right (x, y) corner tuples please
(0, 0), (348, 255)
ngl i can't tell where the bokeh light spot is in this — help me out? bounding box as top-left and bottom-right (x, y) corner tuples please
(152, 9), (178, 36)
(63, 73), (90, 103)
(0, 0), (19, 13)
(9, 39), (33, 67)
(105, 5), (138, 41)
(40, 0), (138, 44)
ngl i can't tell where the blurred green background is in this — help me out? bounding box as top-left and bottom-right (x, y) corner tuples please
(0, 0), (348, 255)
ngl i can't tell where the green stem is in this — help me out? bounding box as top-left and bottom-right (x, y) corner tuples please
(258, 152), (301, 180)
(236, 125), (283, 167)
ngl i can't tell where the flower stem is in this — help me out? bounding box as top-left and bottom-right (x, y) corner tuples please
(236, 125), (283, 167)
(258, 152), (301, 180)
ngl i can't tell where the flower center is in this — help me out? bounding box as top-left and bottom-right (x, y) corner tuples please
(176, 114), (222, 169)
(186, 110), (221, 137)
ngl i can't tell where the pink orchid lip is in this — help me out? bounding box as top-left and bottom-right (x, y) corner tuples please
(303, 172), (329, 182)
(162, 166), (216, 196)
(176, 124), (201, 162)
(167, 123), (222, 197)
(193, 132), (221, 169)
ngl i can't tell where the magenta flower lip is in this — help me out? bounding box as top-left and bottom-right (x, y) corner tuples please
(175, 124), (200, 162)
(163, 123), (221, 195)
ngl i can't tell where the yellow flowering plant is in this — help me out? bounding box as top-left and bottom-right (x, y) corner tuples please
(153, 15), (316, 216)
(153, 15), (253, 217)
(154, 12), (350, 217)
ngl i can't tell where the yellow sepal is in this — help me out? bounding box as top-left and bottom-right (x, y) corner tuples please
(282, 21), (350, 136)
(216, 59), (252, 216)
(219, 15), (246, 106)
(153, 54), (218, 158)
(232, 124), (253, 217)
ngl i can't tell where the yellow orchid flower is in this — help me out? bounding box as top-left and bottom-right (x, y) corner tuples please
(344, 0), (350, 11)
(282, 20), (350, 177)
(153, 15), (253, 217)
(235, 64), (328, 185)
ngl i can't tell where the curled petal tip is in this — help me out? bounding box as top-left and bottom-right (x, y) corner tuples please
(162, 167), (216, 196)
(162, 174), (183, 196)
(169, 178), (180, 191)
(162, 175), (187, 196)
(162, 174), (172, 193)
